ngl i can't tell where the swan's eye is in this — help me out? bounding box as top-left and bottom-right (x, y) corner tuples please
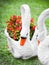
(26, 33), (28, 36)
(36, 35), (38, 37)
(36, 35), (38, 39)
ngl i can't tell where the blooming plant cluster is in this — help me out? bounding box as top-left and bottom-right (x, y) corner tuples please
(30, 18), (36, 40)
(6, 15), (36, 41)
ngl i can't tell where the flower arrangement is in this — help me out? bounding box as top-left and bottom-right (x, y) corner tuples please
(6, 15), (36, 41)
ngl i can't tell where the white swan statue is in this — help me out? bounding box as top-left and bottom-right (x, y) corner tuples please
(37, 8), (49, 65)
(5, 4), (38, 59)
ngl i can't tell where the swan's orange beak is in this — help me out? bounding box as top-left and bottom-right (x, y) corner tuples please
(38, 40), (40, 45)
(20, 37), (26, 46)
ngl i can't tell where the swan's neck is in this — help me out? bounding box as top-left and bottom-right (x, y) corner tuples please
(38, 9), (49, 35)
(21, 4), (31, 39)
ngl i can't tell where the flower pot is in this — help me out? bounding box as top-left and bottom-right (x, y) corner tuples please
(5, 28), (37, 59)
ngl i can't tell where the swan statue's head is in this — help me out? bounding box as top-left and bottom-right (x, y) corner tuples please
(20, 4), (31, 46)
(31, 8), (49, 46)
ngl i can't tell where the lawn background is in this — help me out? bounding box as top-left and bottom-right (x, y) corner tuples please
(0, 0), (49, 65)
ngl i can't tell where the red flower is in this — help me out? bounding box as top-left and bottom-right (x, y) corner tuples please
(16, 19), (20, 24)
(10, 15), (17, 21)
(13, 35), (16, 40)
(32, 25), (36, 30)
(9, 21), (13, 25)
(16, 27), (20, 31)
(15, 26), (22, 31)
(18, 16), (21, 19)
(19, 26), (22, 31)
(9, 28), (13, 31)
(13, 15), (17, 19)
(8, 23), (11, 26)
(16, 26), (18, 29)
(19, 21), (22, 25)
(30, 18), (34, 22)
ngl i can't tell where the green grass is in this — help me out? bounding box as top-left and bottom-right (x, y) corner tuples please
(0, 0), (49, 65)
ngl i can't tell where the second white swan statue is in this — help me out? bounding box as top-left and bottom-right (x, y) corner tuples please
(37, 8), (49, 65)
